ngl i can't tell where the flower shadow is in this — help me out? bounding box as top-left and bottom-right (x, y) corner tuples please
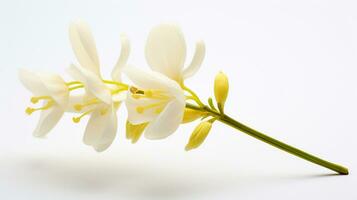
(5, 155), (343, 199)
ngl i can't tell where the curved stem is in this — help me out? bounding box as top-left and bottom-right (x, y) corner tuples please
(186, 103), (349, 175)
(183, 86), (205, 107)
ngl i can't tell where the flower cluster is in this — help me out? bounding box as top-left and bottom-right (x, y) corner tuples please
(19, 20), (229, 152)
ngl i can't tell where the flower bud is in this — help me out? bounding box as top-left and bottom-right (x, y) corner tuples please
(182, 108), (205, 124)
(185, 121), (213, 151)
(214, 71), (229, 110)
(126, 121), (148, 143)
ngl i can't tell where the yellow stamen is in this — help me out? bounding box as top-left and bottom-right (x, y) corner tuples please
(135, 101), (166, 114)
(130, 88), (170, 114)
(69, 85), (84, 91)
(25, 101), (54, 115)
(66, 81), (82, 86)
(131, 90), (169, 100)
(30, 96), (51, 104)
(72, 110), (93, 123)
(130, 87), (138, 93)
(25, 107), (35, 115)
(111, 88), (127, 95)
(144, 90), (169, 99)
(73, 99), (99, 111)
(72, 117), (81, 123)
(129, 87), (144, 95)
(103, 80), (129, 89)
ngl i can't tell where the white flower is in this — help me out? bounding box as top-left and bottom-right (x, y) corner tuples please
(67, 20), (130, 151)
(18, 69), (69, 137)
(124, 66), (185, 139)
(145, 23), (205, 84)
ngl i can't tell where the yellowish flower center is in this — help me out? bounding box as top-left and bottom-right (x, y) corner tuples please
(72, 98), (109, 123)
(135, 101), (166, 114)
(129, 87), (170, 114)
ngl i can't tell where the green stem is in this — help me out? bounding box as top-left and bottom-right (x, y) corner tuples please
(186, 103), (349, 175)
(183, 86), (205, 107)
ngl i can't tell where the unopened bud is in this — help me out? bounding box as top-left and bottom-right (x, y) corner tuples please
(182, 108), (204, 124)
(214, 72), (229, 107)
(185, 121), (213, 151)
(214, 71), (229, 111)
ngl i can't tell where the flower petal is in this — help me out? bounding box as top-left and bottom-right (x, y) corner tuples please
(67, 64), (112, 104)
(18, 69), (50, 96)
(112, 90), (127, 102)
(69, 20), (101, 75)
(83, 107), (117, 152)
(183, 40), (205, 79)
(37, 74), (69, 107)
(123, 66), (181, 94)
(145, 24), (186, 82)
(111, 34), (130, 81)
(144, 99), (185, 139)
(65, 94), (86, 113)
(33, 106), (64, 137)
(18, 69), (69, 107)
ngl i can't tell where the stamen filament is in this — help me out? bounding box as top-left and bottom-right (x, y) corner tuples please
(111, 88), (128, 95)
(72, 109), (93, 123)
(31, 96), (51, 104)
(69, 85), (84, 91)
(25, 101), (54, 115)
(144, 90), (168, 99)
(66, 81), (82, 86)
(74, 99), (99, 111)
(136, 101), (167, 114)
(183, 86), (204, 107)
(131, 89), (169, 100)
(103, 80), (129, 89)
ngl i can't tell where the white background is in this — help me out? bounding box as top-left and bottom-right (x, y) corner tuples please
(0, 0), (356, 199)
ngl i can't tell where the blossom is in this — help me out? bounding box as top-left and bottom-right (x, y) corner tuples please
(124, 67), (185, 139)
(141, 23), (208, 127)
(145, 24), (205, 84)
(67, 20), (130, 151)
(18, 69), (69, 137)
